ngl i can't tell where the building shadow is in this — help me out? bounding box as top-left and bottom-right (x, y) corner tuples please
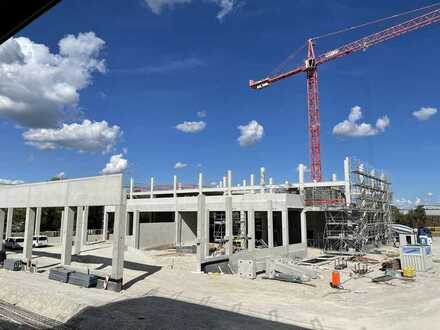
(31, 250), (161, 289)
(65, 296), (309, 330)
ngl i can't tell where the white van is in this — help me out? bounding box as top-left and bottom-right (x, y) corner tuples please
(33, 236), (48, 247)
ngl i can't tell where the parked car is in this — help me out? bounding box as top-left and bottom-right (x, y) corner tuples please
(32, 235), (48, 247)
(4, 237), (24, 249)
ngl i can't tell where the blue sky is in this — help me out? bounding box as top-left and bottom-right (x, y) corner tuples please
(0, 0), (439, 207)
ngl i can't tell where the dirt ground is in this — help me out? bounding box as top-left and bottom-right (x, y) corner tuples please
(1, 238), (440, 329)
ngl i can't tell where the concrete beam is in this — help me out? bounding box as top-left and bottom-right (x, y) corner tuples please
(282, 208), (289, 247)
(267, 201), (274, 248)
(248, 208), (255, 251)
(61, 206), (74, 266)
(6, 208), (13, 239)
(111, 192), (127, 281)
(0, 209), (5, 241)
(225, 196), (233, 256)
(22, 207), (36, 264)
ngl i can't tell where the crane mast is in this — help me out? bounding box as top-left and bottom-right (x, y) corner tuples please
(250, 6), (440, 182)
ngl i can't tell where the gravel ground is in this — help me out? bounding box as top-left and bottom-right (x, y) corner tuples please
(1, 239), (440, 329)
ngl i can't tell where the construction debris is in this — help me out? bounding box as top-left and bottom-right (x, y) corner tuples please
(266, 258), (319, 283)
(334, 257), (347, 270)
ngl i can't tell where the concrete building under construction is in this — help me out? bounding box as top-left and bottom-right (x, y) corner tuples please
(0, 156), (392, 278)
(117, 156), (393, 271)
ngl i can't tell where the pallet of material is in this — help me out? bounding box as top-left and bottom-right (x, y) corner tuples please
(68, 272), (97, 288)
(49, 267), (73, 283)
(4, 258), (22, 271)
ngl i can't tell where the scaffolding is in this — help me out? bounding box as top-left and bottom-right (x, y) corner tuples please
(323, 158), (392, 254)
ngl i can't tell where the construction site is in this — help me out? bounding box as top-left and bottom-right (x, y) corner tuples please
(1, 1), (440, 330)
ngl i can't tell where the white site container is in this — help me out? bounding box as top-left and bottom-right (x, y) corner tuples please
(400, 245), (433, 272)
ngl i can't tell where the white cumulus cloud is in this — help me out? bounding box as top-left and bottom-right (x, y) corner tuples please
(412, 107), (437, 121)
(144, 0), (237, 20)
(0, 178), (24, 185)
(0, 32), (106, 128)
(176, 120), (206, 133)
(174, 162), (187, 169)
(333, 106), (390, 137)
(101, 154), (128, 175)
(238, 120), (264, 147)
(23, 120), (121, 153)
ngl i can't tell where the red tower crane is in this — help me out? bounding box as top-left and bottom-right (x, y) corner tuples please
(250, 4), (440, 182)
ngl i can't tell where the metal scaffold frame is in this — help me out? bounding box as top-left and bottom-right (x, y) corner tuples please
(323, 158), (392, 254)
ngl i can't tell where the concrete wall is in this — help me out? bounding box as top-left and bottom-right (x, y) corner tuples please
(228, 243), (307, 273)
(180, 212), (197, 246)
(139, 222), (176, 249)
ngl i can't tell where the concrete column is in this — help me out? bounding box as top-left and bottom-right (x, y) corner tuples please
(196, 194), (206, 271)
(240, 210), (247, 249)
(227, 170), (232, 196)
(282, 208), (289, 246)
(22, 207), (36, 264)
(6, 208), (13, 239)
(204, 209), (210, 258)
(269, 178), (273, 194)
(248, 208), (255, 251)
(60, 210), (65, 248)
(260, 167), (265, 193)
(173, 175), (177, 198)
(102, 210), (109, 241)
(133, 210), (140, 249)
(34, 208), (42, 236)
(225, 196), (233, 256)
(299, 163), (305, 194)
(250, 174), (255, 194)
(129, 177), (134, 200)
(111, 192), (127, 281)
(344, 157), (351, 206)
(0, 209), (5, 240)
(222, 176), (227, 195)
(198, 173), (203, 195)
(60, 206), (74, 266)
(175, 211), (182, 247)
(150, 177), (154, 199)
(74, 207), (82, 255)
(267, 201), (274, 248)
(125, 212), (130, 235)
(300, 209), (307, 245)
(80, 206), (89, 248)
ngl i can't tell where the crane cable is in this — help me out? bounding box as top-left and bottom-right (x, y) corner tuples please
(270, 43), (306, 77)
(312, 1), (440, 40)
(269, 2), (440, 78)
